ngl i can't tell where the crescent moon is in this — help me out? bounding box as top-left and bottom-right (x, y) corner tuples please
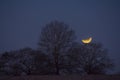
(82, 37), (92, 44)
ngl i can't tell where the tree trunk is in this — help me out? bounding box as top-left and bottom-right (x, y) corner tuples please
(54, 47), (59, 75)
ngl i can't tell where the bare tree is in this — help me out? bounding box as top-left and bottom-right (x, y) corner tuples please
(66, 42), (113, 75)
(38, 21), (76, 74)
(78, 43), (113, 74)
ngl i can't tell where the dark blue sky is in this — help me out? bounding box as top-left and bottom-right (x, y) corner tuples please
(0, 0), (120, 73)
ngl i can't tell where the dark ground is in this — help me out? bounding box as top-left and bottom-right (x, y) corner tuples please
(0, 75), (120, 80)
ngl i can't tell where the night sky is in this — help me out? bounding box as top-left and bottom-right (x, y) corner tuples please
(0, 0), (120, 73)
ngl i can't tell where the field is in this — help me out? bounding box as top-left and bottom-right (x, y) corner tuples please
(0, 75), (120, 80)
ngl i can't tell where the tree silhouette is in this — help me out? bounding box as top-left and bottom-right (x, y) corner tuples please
(31, 50), (52, 75)
(0, 52), (16, 75)
(0, 21), (114, 76)
(38, 21), (76, 74)
(79, 43), (113, 74)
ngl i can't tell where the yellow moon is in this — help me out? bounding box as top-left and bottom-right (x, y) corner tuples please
(82, 37), (92, 44)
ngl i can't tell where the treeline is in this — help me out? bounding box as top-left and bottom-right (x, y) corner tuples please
(0, 21), (113, 76)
